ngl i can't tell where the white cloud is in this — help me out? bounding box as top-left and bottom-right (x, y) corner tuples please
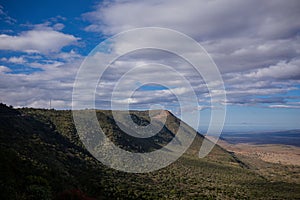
(6, 56), (26, 64)
(53, 23), (65, 31)
(0, 58), (82, 108)
(0, 29), (79, 54)
(0, 65), (11, 73)
(269, 104), (300, 109)
(82, 0), (300, 75)
(84, 0), (254, 37)
(84, 0), (300, 39)
(1, 0), (300, 110)
(245, 59), (300, 80)
(80, 0), (300, 109)
(55, 49), (82, 62)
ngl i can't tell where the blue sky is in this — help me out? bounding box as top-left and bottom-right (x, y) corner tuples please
(0, 0), (300, 132)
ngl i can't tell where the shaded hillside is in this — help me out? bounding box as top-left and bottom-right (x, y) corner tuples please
(0, 104), (299, 199)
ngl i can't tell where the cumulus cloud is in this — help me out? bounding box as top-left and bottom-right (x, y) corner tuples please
(84, 0), (300, 39)
(80, 0), (300, 109)
(245, 59), (300, 80)
(0, 65), (11, 73)
(1, 0), (300, 110)
(82, 0), (300, 73)
(0, 28), (79, 54)
(53, 23), (65, 31)
(2, 56), (27, 64)
(0, 58), (82, 109)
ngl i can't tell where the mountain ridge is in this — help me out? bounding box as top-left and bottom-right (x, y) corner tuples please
(0, 103), (299, 199)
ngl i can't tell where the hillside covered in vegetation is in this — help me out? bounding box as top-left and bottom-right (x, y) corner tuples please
(0, 103), (299, 199)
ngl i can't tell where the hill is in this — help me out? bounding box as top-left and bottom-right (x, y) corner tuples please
(0, 103), (299, 199)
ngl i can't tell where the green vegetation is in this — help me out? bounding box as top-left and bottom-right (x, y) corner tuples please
(0, 103), (299, 199)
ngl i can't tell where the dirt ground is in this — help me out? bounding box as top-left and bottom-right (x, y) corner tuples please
(207, 136), (300, 166)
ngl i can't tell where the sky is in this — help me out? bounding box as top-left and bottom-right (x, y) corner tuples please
(0, 0), (300, 132)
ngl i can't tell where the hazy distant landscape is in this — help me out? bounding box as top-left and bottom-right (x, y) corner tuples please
(208, 130), (300, 166)
(219, 130), (300, 147)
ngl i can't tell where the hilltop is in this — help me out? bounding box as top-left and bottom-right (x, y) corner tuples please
(0, 103), (299, 199)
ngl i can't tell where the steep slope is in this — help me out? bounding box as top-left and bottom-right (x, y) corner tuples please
(0, 104), (299, 199)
